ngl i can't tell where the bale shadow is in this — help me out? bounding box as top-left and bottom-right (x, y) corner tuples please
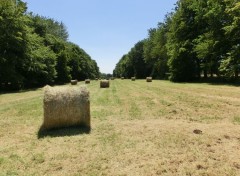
(37, 125), (91, 139)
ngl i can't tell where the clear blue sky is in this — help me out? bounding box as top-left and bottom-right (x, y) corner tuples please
(22, 0), (177, 74)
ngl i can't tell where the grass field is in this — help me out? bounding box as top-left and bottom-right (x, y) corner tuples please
(1, 79), (240, 176)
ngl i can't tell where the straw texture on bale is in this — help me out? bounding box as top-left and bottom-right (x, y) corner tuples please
(85, 79), (90, 84)
(146, 77), (152, 82)
(100, 80), (110, 88)
(41, 86), (90, 130)
(71, 80), (78, 85)
(131, 77), (136, 81)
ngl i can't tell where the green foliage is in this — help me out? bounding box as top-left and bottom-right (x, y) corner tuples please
(143, 16), (171, 79)
(113, 40), (149, 78)
(0, 0), (100, 90)
(114, 0), (239, 82)
(167, 0), (200, 82)
(23, 32), (57, 87)
(220, 0), (240, 78)
(129, 40), (150, 78)
(30, 14), (69, 41)
(113, 54), (130, 78)
(219, 45), (240, 78)
(55, 50), (71, 83)
(0, 0), (28, 90)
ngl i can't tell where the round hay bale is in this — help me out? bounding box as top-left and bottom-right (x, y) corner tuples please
(85, 79), (90, 84)
(41, 86), (90, 130)
(131, 77), (136, 81)
(95, 78), (99, 81)
(111, 77), (115, 80)
(100, 80), (110, 88)
(71, 80), (78, 85)
(121, 77), (124, 80)
(146, 77), (152, 82)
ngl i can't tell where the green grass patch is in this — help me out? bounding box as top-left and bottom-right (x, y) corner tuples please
(233, 116), (240, 124)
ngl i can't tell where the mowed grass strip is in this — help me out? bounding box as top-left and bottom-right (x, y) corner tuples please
(0, 80), (240, 175)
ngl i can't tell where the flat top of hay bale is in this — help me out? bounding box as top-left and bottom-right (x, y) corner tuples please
(44, 85), (89, 102)
(100, 80), (109, 82)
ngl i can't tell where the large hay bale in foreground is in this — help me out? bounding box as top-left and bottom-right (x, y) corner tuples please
(41, 86), (90, 130)
(131, 77), (136, 81)
(146, 77), (152, 82)
(71, 80), (78, 85)
(100, 80), (110, 88)
(85, 79), (90, 84)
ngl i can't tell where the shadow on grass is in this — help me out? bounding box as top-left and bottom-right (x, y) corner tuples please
(37, 125), (91, 139)
(190, 77), (240, 87)
(0, 87), (40, 95)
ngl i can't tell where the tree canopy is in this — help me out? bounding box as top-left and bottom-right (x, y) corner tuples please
(113, 0), (240, 82)
(0, 0), (100, 91)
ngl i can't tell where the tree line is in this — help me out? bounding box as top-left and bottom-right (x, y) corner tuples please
(113, 0), (240, 82)
(0, 0), (100, 91)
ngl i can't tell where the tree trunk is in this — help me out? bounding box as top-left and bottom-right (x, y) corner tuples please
(234, 70), (238, 78)
(210, 70), (213, 78)
(204, 69), (208, 78)
(196, 59), (201, 78)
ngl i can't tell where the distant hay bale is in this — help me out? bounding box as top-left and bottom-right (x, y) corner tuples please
(41, 86), (90, 130)
(146, 77), (152, 82)
(111, 77), (115, 80)
(131, 77), (136, 81)
(71, 80), (78, 85)
(85, 79), (90, 84)
(100, 80), (110, 88)
(121, 77), (124, 80)
(95, 78), (99, 81)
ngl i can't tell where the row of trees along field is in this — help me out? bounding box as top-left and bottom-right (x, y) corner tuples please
(0, 0), (100, 91)
(113, 0), (240, 82)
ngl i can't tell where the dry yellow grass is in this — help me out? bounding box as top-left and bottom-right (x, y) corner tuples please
(0, 80), (240, 175)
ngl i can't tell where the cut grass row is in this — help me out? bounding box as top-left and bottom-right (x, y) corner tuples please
(0, 79), (240, 175)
